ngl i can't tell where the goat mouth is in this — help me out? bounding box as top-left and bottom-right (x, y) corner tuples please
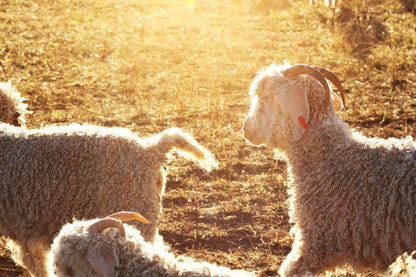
(242, 120), (266, 146)
(243, 131), (264, 146)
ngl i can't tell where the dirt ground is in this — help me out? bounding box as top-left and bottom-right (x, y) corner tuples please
(0, 0), (415, 276)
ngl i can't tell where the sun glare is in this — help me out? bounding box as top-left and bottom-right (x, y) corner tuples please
(186, 0), (195, 7)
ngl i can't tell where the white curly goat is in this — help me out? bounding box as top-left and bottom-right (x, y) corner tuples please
(242, 63), (416, 276)
(385, 251), (416, 276)
(0, 81), (30, 126)
(46, 212), (255, 277)
(0, 123), (217, 276)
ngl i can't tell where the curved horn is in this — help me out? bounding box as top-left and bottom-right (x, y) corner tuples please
(108, 211), (149, 224)
(312, 66), (347, 109)
(88, 218), (126, 237)
(282, 64), (331, 108)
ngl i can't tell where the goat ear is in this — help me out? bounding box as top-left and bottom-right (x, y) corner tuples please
(276, 87), (309, 141)
(331, 91), (343, 111)
(87, 242), (119, 277)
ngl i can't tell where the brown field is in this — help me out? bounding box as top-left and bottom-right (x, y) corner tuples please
(0, 0), (415, 276)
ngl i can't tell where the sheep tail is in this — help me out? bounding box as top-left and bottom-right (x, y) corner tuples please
(153, 127), (218, 172)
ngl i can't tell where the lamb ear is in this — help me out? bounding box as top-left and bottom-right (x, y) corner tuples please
(87, 242), (119, 277)
(276, 87), (310, 141)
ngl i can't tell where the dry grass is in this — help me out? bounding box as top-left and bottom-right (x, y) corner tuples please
(0, 0), (415, 276)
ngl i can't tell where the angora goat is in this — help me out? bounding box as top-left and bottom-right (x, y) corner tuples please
(0, 123), (217, 276)
(47, 212), (255, 277)
(242, 63), (416, 276)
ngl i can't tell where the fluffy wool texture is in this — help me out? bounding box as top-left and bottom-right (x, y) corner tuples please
(385, 251), (416, 276)
(47, 217), (255, 277)
(0, 123), (217, 276)
(243, 63), (416, 276)
(0, 81), (30, 126)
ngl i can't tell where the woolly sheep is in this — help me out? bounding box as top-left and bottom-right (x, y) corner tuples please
(0, 81), (30, 126)
(46, 212), (255, 277)
(0, 123), (217, 276)
(242, 63), (416, 276)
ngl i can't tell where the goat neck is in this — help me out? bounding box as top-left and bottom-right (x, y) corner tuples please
(285, 113), (354, 181)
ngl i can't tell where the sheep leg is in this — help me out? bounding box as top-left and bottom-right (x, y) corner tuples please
(23, 241), (49, 277)
(279, 235), (331, 277)
(279, 249), (322, 277)
(7, 239), (48, 277)
(135, 200), (161, 242)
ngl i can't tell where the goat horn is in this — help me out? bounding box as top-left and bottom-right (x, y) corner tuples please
(282, 64), (331, 108)
(88, 218), (126, 237)
(312, 66), (347, 109)
(108, 211), (149, 224)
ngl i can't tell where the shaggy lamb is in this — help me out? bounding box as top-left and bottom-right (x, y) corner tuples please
(242, 63), (416, 276)
(0, 81), (30, 126)
(47, 212), (255, 277)
(0, 123), (217, 276)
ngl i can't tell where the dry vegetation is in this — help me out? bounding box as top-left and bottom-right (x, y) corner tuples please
(0, 0), (415, 276)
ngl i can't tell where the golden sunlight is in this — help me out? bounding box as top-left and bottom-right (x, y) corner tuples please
(186, 0), (195, 7)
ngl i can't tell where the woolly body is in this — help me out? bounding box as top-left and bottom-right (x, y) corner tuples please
(243, 64), (416, 276)
(0, 123), (217, 276)
(47, 217), (255, 277)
